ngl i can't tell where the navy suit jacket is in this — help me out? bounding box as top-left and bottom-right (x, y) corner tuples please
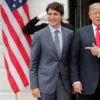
(70, 25), (100, 94)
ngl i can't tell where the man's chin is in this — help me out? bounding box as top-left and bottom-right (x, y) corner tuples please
(96, 23), (100, 27)
(50, 23), (56, 27)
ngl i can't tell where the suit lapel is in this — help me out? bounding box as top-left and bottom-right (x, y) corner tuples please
(46, 26), (59, 59)
(60, 26), (68, 59)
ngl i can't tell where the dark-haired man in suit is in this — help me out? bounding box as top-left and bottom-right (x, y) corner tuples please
(29, 2), (74, 100)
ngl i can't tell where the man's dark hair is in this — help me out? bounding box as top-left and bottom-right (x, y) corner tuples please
(46, 2), (64, 15)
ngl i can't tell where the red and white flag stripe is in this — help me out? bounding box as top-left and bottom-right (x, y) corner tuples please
(1, 0), (32, 93)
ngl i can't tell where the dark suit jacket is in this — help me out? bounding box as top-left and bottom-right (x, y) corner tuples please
(70, 25), (100, 95)
(29, 25), (74, 94)
(22, 17), (74, 34)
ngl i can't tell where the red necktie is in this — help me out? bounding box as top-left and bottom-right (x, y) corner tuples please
(96, 27), (100, 47)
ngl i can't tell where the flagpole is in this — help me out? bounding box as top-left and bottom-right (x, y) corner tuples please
(15, 93), (18, 100)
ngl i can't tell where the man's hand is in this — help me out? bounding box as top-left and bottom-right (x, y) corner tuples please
(32, 88), (41, 98)
(73, 82), (83, 94)
(85, 43), (100, 56)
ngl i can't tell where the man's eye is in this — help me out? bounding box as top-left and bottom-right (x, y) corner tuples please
(54, 13), (58, 16)
(48, 13), (51, 15)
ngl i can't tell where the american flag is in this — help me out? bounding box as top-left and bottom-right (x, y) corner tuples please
(1, 0), (32, 93)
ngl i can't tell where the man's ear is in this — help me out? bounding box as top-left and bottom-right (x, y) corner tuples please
(88, 12), (91, 20)
(61, 14), (64, 18)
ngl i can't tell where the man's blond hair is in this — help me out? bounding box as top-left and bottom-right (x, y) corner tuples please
(89, 3), (100, 12)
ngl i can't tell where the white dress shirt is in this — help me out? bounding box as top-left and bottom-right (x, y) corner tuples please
(92, 24), (100, 37)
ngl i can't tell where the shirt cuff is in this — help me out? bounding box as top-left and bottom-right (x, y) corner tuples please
(97, 49), (100, 58)
(72, 81), (81, 86)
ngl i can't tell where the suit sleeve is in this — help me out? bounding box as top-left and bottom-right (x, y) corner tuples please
(29, 32), (41, 89)
(22, 17), (39, 34)
(22, 17), (47, 34)
(70, 29), (80, 84)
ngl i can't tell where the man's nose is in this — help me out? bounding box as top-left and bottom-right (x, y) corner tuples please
(97, 12), (100, 17)
(50, 14), (55, 19)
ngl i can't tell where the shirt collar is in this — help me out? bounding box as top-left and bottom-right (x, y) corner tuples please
(48, 24), (62, 34)
(92, 23), (100, 31)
